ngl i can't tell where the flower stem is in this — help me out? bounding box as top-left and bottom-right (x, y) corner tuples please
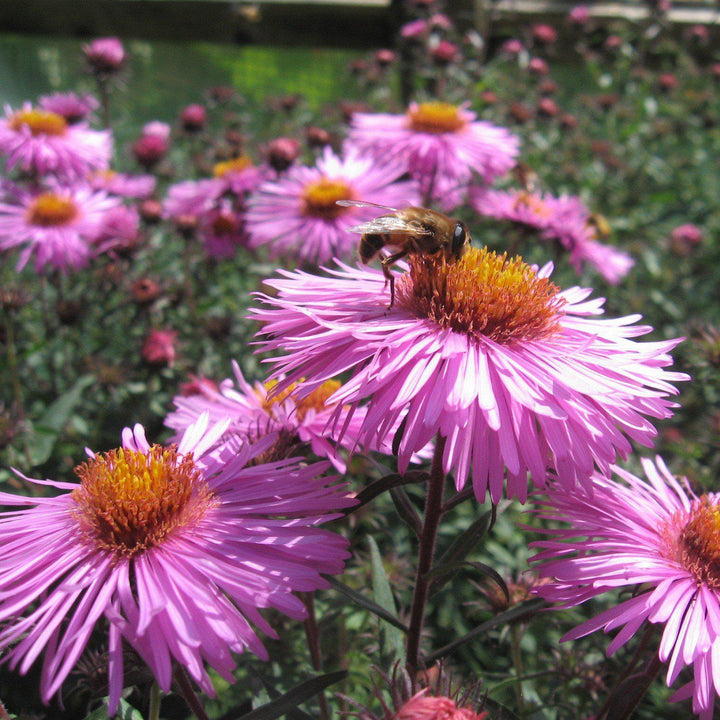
(148, 681), (162, 720)
(302, 592), (331, 720)
(174, 665), (211, 720)
(595, 624), (661, 720)
(510, 624), (526, 715)
(405, 433), (447, 681)
(96, 75), (112, 128)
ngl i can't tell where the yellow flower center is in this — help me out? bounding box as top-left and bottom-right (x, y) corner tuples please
(674, 498), (720, 589)
(72, 445), (217, 559)
(213, 156), (253, 178)
(301, 178), (354, 219)
(27, 193), (79, 227)
(396, 247), (565, 343)
(10, 108), (68, 136)
(513, 191), (552, 218)
(406, 102), (466, 134)
(262, 378), (342, 422)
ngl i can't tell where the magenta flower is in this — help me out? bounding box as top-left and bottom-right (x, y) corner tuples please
(245, 145), (417, 265)
(252, 247), (686, 503)
(38, 92), (99, 124)
(89, 168), (156, 198)
(472, 188), (634, 284)
(0, 103), (112, 179)
(142, 328), (178, 366)
(166, 361), (429, 473)
(531, 457), (720, 719)
(0, 185), (120, 272)
(0, 415), (352, 712)
(164, 156), (265, 258)
(348, 103), (518, 210)
(83, 37), (125, 74)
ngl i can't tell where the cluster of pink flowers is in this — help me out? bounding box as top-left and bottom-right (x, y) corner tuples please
(0, 46), (161, 273)
(164, 153), (267, 258)
(472, 187), (634, 284)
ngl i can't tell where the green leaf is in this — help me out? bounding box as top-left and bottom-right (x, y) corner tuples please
(248, 669), (315, 720)
(85, 698), (144, 720)
(327, 576), (408, 633)
(233, 670), (347, 720)
(437, 508), (494, 566)
(480, 696), (523, 720)
(389, 485), (421, 536)
(368, 536), (407, 664)
(29, 374), (95, 466)
(347, 470), (429, 513)
(427, 560), (508, 602)
(426, 599), (546, 663)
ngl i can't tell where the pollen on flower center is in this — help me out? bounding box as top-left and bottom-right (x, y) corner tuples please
(406, 102), (467, 134)
(71, 445), (217, 558)
(301, 178), (354, 219)
(27, 193), (79, 227)
(213, 156), (253, 178)
(674, 498), (720, 589)
(263, 378), (342, 421)
(396, 246), (565, 343)
(10, 108), (68, 136)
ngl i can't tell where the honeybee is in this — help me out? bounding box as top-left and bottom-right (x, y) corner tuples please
(338, 200), (472, 307)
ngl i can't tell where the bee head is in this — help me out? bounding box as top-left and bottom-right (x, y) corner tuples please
(451, 221), (471, 258)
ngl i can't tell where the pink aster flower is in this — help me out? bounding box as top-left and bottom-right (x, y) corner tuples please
(89, 168), (156, 198)
(0, 414), (352, 713)
(38, 92), (99, 124)
(166, 361), (429, 473)
(395, 691), (488, 720)
(142, 328), (178, 366)
(531, 456), (720, 719)
(94, 204), (140, 254)
(0, 185), (120, 272)
(252, 248), (686, 503)
(401, 18), (428, 39)
(164, 157), (265, 258)
(83, 37), (125, 74)
(245, 145), (418, 265)
(472, 188), (634, 284)
(348, 103), (519, 210)
(0, 103), (112, 180)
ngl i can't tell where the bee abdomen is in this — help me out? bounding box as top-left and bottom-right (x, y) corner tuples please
(359, 234), (386, 263)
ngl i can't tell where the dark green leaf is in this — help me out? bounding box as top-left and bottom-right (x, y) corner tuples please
(436, 509), (494, 566)
(248, 668), (315, 720)
(233, 671), (347, 720)
(327, 576), (408, 633)
(389, 485), (421, 536)
(481, 696), (523, 720)
(85, 698), (144, 720)
(368, 536), (406, 663)
(30, 374), (94, 466)
(347, 470), (429, 513)
(427, 560), (508, 602)
(603, 670), (658, 720)
(426, 599), (546, 663)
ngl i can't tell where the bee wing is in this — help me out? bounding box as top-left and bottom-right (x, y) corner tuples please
(336, 199), (398, 212)
(347, 215), (433, 236)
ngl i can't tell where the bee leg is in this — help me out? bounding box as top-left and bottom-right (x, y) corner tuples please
(380, 250), (408, 308)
